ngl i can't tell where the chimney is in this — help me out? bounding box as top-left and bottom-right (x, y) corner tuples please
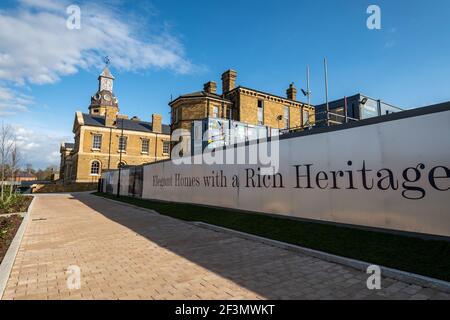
(286, 83), (297, 101)
(152, 114), (162, 133)
(203, 81), (217, 94)
(221, 69), (237, 94)
(105, 108), (117, 127)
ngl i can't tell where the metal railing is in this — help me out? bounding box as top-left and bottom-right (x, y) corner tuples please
(280, 111), (359, 135)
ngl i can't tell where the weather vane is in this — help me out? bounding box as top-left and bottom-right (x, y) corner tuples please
(103, 56), (111, 66)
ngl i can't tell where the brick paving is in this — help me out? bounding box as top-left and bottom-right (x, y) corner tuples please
(2, 193), (449, 300)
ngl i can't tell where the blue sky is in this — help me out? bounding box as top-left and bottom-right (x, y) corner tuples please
(1, 0), (450, 168)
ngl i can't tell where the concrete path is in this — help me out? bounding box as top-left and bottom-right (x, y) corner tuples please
(2, 194), (449, 300)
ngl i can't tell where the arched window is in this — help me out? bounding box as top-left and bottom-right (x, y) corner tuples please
(90, 160), (100, 175)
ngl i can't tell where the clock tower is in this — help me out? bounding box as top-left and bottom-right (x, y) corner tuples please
(88, 66), (119, 116)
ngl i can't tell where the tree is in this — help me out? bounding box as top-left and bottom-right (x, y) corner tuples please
(26, 163), (33, 174)
(0, 123), (14, 201)
(34, 165), (58, 181)
(9, 140), (20, 197)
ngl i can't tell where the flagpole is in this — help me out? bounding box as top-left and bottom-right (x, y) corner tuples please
(324, 58), (329, 126)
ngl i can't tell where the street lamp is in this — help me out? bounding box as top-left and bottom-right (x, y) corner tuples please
(116, 117), (124, 198)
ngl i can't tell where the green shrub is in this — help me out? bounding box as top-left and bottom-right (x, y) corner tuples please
(0, 191), (31, 214)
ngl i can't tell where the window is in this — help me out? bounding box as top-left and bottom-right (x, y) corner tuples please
(90, 161), (100, 175)
(284, 106), (290, 129)
(334, 106), (344, 116)
(212, 106), (219, 118)
(257, 100), (264, 125)
(142, 139), (149, 153)
(303, 109), (310, 126)
(118, 136), (127, 152)
(92, 134), (102, 149)
(173, 108), (179, 123)
(163, 141), (170, 154)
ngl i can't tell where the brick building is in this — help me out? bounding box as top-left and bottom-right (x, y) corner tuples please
(169, 70), (315, 133)
(60, 66), (171, 183)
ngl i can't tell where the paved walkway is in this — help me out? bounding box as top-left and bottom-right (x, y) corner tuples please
(2, 194), (449, 300)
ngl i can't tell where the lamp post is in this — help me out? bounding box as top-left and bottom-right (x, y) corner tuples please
(324, 58), (330, 126)
(116, 117), (124, 197)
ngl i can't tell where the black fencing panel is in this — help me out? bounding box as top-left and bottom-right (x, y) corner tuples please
(128, 166), (143, 198)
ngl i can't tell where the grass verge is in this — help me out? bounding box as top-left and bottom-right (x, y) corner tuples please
(94, 192), (450, 282)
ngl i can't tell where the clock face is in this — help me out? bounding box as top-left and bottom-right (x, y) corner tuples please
(103, 93), (111, 101)
(100, 78), (113, 92)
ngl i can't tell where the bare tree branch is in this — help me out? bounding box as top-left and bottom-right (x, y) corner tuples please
(0, 122), (14, 201)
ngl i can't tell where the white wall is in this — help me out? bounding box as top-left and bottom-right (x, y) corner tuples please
(104, 109), (450, 237)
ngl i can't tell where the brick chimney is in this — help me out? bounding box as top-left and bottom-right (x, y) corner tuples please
(221, 70), (237, 94)
(105, 107), (117, 127)
(152, 114), (162, 133)
(203, 81), (217, 94)
(286, 83), (297, 101)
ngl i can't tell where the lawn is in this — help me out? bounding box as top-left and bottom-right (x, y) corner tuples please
(94, 192), (450, 282)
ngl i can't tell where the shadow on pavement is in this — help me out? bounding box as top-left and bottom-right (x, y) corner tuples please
(71, 192), (370, 300)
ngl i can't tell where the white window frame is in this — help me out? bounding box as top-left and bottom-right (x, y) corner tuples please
(284, 106), (290, 129)
(92, 134), (102, 150)
(90, 160), (100, 176)
(173, 108), (179, 123)
(257, 100), (264, 125)
(303, 109), (310, 126)
(118, 136), (127, 152)
(212, 106), (219, 118)
(162, 141), (170, 154)
(141, 138), (149, 154)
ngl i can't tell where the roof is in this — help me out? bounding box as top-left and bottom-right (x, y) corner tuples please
(230, 86), (308, 105)
(64, 143), (74, 149)
(16, 172), (37, 178)
(99, 66), (114, 79)
(171, 87), (309, 107)
(170, 91), (232, 105)
(82, 113), (171, 134)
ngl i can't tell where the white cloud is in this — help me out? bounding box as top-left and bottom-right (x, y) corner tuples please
(0, 0), (195, 116)
(0, 0), (193, 86)
(0, 85), (34, 116)
(18, 0), (65, 11)
(0, 1), (197, 168)
(12, 124), (71, 169)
